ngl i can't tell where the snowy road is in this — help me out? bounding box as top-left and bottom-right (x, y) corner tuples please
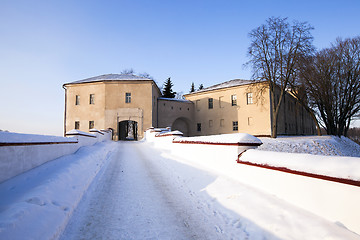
(60, 142), (221, 240)
(59, 141), (360, 240)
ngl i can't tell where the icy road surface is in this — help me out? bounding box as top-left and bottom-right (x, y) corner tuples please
(60, 142), (221, 239)
(60, 142), (359, 240)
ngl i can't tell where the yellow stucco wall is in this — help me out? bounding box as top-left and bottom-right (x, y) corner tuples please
(64, 80), (159, 140)
(184, 83), (272, 136)
(64, 77), (315, 140)
(157, 99), (195, 136)
(65, 82), (106, 133)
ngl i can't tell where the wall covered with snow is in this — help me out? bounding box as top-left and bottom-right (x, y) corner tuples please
(0, 130), (112, 183)
(147, 131), (360, 235)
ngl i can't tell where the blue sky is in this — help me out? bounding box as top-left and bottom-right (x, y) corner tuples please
(1, 0), (359, 136)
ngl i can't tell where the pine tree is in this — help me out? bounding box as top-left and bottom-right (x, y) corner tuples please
(198, 84), (204, 90)
(190, 82), (195, 93)
(162, 77), (176, 98)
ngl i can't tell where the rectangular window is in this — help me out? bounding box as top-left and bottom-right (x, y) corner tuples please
(208, 98), (213, 109)
(219, 96), (224, 108)
(75, 95), (80, 105)
(231, 95), (237, 106)
(209, 120), (213, 127)
(89, 121), (94, 129)
(232, 121), (238, 131)
(220, 119), (224, 127)
(196, 100), (200, 111)
(247, 92), (253, 105)
(248, 117), (253, 126)
(125, 93), (131, 103)
(90, 94), (95, 104)
(75, 121), (80, 130)
(197, 123), (201, 132)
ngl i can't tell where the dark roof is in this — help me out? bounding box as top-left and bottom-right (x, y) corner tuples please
(185, 79), (257, 95)
(158, 97), (192, 103)
(64, 74), (154, 85)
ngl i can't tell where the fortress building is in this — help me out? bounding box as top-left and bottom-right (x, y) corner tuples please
(63, 74), (315, 140)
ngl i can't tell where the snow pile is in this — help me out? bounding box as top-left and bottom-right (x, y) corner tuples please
(0, 141), (116, 240)
(240, 150), (360, 181)
(174, 133), (262, 145)
(258, 135), (360, 157)
(0, 131), (77, 143)
(65, 129), (96, 138)
(156, 130), (183, 137)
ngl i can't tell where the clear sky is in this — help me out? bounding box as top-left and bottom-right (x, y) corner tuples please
(1, 0), (359, 136)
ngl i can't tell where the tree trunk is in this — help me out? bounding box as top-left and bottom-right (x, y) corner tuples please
(309, 111), (322, 136)
(270, 88), (278, 138)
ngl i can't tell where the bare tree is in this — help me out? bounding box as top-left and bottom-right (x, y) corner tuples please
(247, 17), (314, 137)
(120, 68), (135, 74)
(139, 72), (154, 80)
(299, 36), (360, 136)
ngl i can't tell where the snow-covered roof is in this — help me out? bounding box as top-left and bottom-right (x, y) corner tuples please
(158, 97), (192, 103)
(64, 74), (154, 85)
(186, 79), (258, 95)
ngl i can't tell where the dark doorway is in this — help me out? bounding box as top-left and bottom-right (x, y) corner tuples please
(118, 120), (138, 141)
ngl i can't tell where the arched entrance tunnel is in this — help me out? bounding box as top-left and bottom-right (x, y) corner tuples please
(171, 117), (190, 137)
(118, 120), (138, 140)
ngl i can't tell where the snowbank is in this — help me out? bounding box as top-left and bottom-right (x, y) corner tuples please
(0, 141), (117, 240)
(0, 130), (112, 183)
(148, 132), (360, 235)
(240, 150), (360, 182)
(174, 133), (262, 145)
(0, 131), (77, 144)
(258, 135), (360, 157)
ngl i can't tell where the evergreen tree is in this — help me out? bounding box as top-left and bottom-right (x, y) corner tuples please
(190, 82), (195, 93)
(162, 77), (176, 98)
(198, 84), (204, 90)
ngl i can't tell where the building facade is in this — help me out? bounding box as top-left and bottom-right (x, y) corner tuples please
(63, 74), (315, 140)
(184, 79), (316, 137)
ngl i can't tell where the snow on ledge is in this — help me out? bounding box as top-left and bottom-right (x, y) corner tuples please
(89, 129), (104, 135)
(239, 149), (360, 183)
(65, 129), (97, 138)
(173, 133), (262, 146)
(155, 130), (184, 137)
(0, 131), (77, 144)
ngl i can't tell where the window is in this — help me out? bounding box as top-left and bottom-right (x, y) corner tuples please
(75, 121), (80, 129)
(232, 121), (238, 131)
(231, 95), (237, 106)
(89, 121), (94, 129)
(248, 117), (253, 126)
(209, 120), (213, 127)
(208, 98), (213, 109)
(90, 94), (95, 104)
(75, 95), (80, 105)
(219, 96), (224, 108)
(197, 123), (201, 132)
(220, 119), (224, 127)
(196, 100), (200, 111)
(247, 93), (253, 105)
(125, 93), (131, 103)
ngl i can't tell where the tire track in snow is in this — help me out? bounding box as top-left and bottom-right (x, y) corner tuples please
(60, 142), (217, 239)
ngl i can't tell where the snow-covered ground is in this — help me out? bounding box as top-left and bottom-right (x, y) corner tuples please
(1, 135), (360, 239)
(258, 135), (360, 157)
(0, 141), (117, 239)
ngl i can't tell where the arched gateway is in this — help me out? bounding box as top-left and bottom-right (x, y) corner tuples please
(118, 120), (138, 140)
